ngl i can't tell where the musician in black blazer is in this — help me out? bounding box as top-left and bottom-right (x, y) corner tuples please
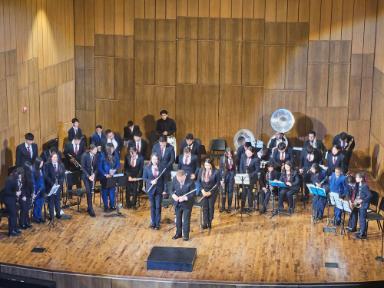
(171, 170), (195, 241)
(326, 145), (346, 175)
(44, 152), (65, 221)
(299, 145), (322, 196)
(278, 161), (301, 214)
(2, 168), (24, 236)
(127, 130), (148, 159)
(156, 109), (176, 136)
(101, 129), (123, 154)
(81, 144), (98, 217)
(179, 133), (201, 161)
(16, 133), (38, 167)
(271, 142), (292, 171)
(123, 120), (140, 142)
(152, 135), (175, 180)
(64, 136), (86, 170)
(239, 146), (261, 212)
(67, 118), (83, 142)
(353, 172), (372, 239)
(235, 137), (252, 169)
(267, 132), (289, 154)
(333, 132), (355, 169)
(124, 147), (144, 208)
(219, 148), (236, 212)
(178, 147), (199, 180)
(258, 163), (280, 214)
(90, 124), (106, 149)
(303, 130), (326, 159)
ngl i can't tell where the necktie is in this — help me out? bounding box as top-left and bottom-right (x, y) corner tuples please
(161, 146), (164, 157)
(136, 141), (140, 152)
(27, 145), (31, 158)
(54, 163), (58, 172)
(204, 170), (211, 182)
(246, 158), (251, 166)
(130, 156), (136, 167)
(75, 144), (78, 155)
(280, 152), (285, 161)
(333, 156), (336, 165)
(228, 158), (233, 169)
(184, 155), (190, 165)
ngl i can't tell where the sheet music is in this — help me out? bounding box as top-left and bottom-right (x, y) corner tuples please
(342, 200), (352, 213)
(234, 173), (250, 185)
(329, 192), (340, 206)
(113, 173), (124, 178)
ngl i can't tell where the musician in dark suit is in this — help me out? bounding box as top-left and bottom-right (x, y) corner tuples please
(67, 117), (83, 142)
(333, 132), (355, 170)
(346, 175), (359, 232)
(235, 137), (251, 169)
(326, 145), (346, 175)
(299, 145), (322, 197)
(156, 110), (176, 136)
(197, 159), (220, 229)
(152, 135), (175, 181)
(143, 153), (167, 230)
(278, 161), (301, 214)
(101, 129), (123, 154)
(303, 130), (326, 159)
(44, 152), (65, 221)
(267, 132), (289, 154)
(271, 142), (292, 170)
(64, 136), (86, 170)
(178, 147), (199, 180)
(127, 130), (148, 159)
(219, 147), (236, 212)
(353, 172), (372, 240)
(81, 144), (98, 217)
(258, 162), (280, 214)
(2, 168), (24, 236)
(309, 163), (328, 221)
(239, 146), (261, 212)
(41, 146), (62, 163)
(171, 170), (195, 241)
(16, 133), (38, 167)
(179, 133), (201, 160)
(98, 143), (120, 212)
(90, 124), (106, 149)
(123, 120), (140, 142)
(124, 147), (144, 209)
(31, 158), (45, 223)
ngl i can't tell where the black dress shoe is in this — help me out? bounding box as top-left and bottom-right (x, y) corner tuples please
(14, 229), (21, 234)
(9, 231), (20, 237)
(56, 215), (62, 219)
(172, 234), (182, 240)
(26, 223), (33, 229)
(354, 233), (367, 240)
(208, 223), (212, 229)
(32, 218), (41, 224)
(226, 208), (232, 213)
(88, 209), (96, 217)
(183, 237), (189, 241)
(149, 224), (155, 229)
(202, 224), (208, 230)
(219, 208), (225, 213)
(19, 225), (27, 230)
(154, 226), (160, 230)
(288, 208), (294, 215)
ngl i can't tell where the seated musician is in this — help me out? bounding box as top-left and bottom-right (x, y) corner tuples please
(178, 147), (199, 180)
(353, 172), (372, 240)
(179, 133), (201, 163)
(329, 167), (348, 225)
(239, 146), (260, 213)
(271, 142), (292, 171)
(124, 147), (144, 209)
(300, 145), (322, 197)
(267, 132), (289, 154)
(309, 163), (328, 221)
(156, 109), (176, 137)
(219, 147), (236, 213)
(64, 135), (86, 191)
(278, 161), (300, 214)
(258, 162), (280, 214)
(102, 129), (123, 154)
(303, 130), (326, 159)
(90, 124), (106, 150)
(127, 130), (148, 159)
(346, 175), (358, 232)
(171, 170), (195, 241)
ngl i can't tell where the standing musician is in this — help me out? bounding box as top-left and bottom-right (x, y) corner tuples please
(16, 133), (38, 167)
(31, 158), (45, 224)
(41, 146), (62, 164)
(219, 147), (236, 213)
(179, 133), (201, 162)
(329, 167), (348, 226)
(346, 175), (358, 232)
(258, 162), (280, 214)
(303, 130), (326, 159)
(326, 145), (346, 176)
(44, 152), (65, 221)
(156, 109), (176, 137)
(239, 146), (260, 212)
(278, 161), (300, 214)
(90, 124), (106, 149)
(127, 130), (148, 159)
(333, 132), (355, 169)
(98, 143), (120, 212)
(197, 158), (220, 229)
(300, 145), (322, 197)
(81, 144), (98, 217)
(67, 118), (83, 142)
(2, 168), (24, 236)
(353, 172), (372, 240)
(19, 162), (33, 230)
(124, 147), (144, 209)
(152, 135), (175, 183)
(102, 129), (123, 154)
(171, 170), (195, 241)
(123, 120), (140, 143)
(235, 137), (252, 168)
(309, 163), (328, 221)
(271, 142), (291, 171)
(143, 153), (167, 230)
(64, 135), (86, 191)
(267, 132), (289, 154)
(178, 147), (199, 181)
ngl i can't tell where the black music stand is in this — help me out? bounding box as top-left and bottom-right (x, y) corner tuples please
(270, 180), (291, 218)
(234, 173), (251, 222)
(104, 174), (127, 218)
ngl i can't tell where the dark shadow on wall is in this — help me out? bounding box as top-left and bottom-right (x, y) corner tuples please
(0, 139), (14, 187)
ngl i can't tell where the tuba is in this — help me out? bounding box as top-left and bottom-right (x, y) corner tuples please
(270, 109), (295, 133)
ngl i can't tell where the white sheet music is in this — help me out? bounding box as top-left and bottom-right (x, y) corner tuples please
(113, 173), (124, 178)
(234, 173), (250, 185)
(342, 200), (352, 213)
(329, 192), (339, 206)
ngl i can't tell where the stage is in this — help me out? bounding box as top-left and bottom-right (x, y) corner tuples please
(1, 187), (384, 287)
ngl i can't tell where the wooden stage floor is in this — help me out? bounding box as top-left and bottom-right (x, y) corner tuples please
(0, 193), (384, 285)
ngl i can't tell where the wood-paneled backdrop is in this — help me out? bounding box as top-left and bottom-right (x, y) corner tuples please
(0, 0), (75, 184)
(74, 0), (381, 171)
(372, 0), (384, 186)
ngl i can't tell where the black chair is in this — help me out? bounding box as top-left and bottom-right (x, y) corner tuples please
(368, 190), (380, 213)
(209, 139), (226, 161)
(367, 197), (384, 233)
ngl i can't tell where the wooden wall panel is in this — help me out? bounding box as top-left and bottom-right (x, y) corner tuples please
(177, 40), (197, 84)
(197, 41), (220, 85)
(264, 46), (286, 89)
(242, 42), (264, 86)
(220, 41), (242, 85)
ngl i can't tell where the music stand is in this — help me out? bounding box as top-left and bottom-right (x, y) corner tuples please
(269, 180), (290, 218)
(234, 173), (250, 221)
(104, 173), (128, 218)
(307, 184), (326, 223)
(323, 192), (339, 234)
